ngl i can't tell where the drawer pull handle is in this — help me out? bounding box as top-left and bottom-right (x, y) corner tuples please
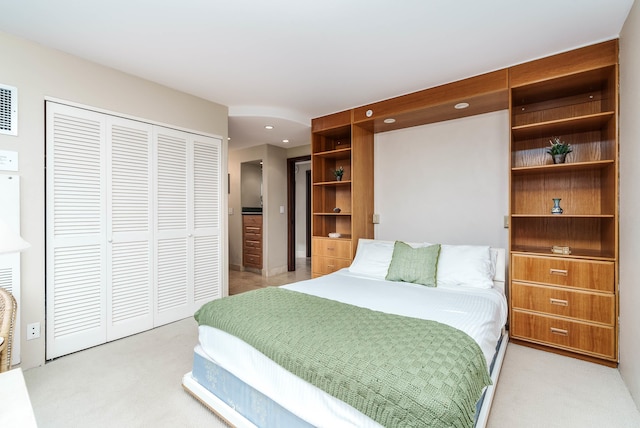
(550, 298), (568, 306)
(246, 227), (260, 231)
(327, 264), (334, 269)
(327, 247), (335, 251)
(550, 268), (568, 276)
(550, 327), (568, 336)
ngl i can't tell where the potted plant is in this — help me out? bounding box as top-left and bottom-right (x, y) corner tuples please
(546, 137), (572, 164)
(333, 166), (344, 181)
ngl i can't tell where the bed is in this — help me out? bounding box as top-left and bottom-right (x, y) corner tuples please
(183, 239), (509, 427)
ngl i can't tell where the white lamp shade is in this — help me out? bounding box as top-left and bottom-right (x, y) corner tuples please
(0, 216), (30, 254)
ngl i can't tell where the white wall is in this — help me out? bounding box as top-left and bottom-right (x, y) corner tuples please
(374, 110), (509, 250)
(619, 0), (640, 410)
(0, 31), (228, 369)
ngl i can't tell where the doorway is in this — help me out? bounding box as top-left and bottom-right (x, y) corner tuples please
(287, 155), (311, 271)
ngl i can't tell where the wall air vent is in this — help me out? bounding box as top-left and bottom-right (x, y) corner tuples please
(0, 84), (18, 136)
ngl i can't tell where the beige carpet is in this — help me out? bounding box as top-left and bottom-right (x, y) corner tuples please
(23, 318), (640, 428)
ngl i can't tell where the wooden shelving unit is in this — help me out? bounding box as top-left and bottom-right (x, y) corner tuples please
(310, 115), (374, 277)
(508, 41), (619, 366)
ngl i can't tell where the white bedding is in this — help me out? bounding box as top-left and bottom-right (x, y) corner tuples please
(196, 268), (508, 427)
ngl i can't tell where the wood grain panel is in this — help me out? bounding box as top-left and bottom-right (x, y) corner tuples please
(353, 69), (508, 132)
(311, 110), (351, 133)
(511, 254), (614, 292)
(511, 281), (615, 324)
(511, 310), (616, 360)
(312, 237), (352, 258)
(509, 40), (617, 87)
(312, 255), (352, 276)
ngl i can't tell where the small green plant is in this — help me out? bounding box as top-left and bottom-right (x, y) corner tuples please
(546, 137), (573, 155)
(333, 166), (344, 178)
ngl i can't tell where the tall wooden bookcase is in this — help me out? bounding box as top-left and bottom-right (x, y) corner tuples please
(310, 111), (374, 278)
(508, 40), (619, 366)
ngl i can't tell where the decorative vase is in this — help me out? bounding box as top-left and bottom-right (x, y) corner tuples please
(552, 153), (567, 164)
(551, 198), (563, 215)
(336, 175), (342, 181)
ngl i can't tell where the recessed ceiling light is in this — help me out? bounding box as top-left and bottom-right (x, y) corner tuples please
(282, 139), (289, 143)
(383, 118), (396, 124)
(265, 125), (274, 130)
(454, 102), (470, 109)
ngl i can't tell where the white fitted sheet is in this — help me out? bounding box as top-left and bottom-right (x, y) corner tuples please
(196, 268), (508, 427)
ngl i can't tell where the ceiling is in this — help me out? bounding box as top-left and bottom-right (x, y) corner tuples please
(0, 1), (634, 150)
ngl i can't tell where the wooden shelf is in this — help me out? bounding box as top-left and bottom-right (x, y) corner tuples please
(313, 180), (352, 186)
(511, 112), (615, 140)
(511, 214), (615, 218)
(314, 147), (352, 160)
(511, 160), (614, 175)
(511, 247), (616, 261)
(312, 235), (353, 240)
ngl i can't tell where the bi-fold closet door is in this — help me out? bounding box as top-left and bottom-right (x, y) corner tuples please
(45, 102), (222, 359)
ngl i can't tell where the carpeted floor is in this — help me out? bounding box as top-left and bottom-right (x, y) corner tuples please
(21, 263), (640, 427)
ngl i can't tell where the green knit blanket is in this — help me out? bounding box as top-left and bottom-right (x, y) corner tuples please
(195, 287), (491, 428)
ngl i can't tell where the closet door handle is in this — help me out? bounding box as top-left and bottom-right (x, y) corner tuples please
(550, 327), (568, 336)
(550, 298), (568, 306)
(550, 268), (568, 276)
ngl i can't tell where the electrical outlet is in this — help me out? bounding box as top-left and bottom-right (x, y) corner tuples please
(372, 214), (380, 224)
(504, 215), (509, 229)
(27, 322), (40, 340)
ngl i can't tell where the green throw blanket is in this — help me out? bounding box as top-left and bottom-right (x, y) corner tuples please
(195, 287), (491, 428)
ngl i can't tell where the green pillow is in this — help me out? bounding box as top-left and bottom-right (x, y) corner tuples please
(385, 242), (441, 287)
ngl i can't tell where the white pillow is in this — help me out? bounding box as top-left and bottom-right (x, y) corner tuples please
(348, 239), (395, 278)
(349, 239), (426, 279)
(436, 244), (494, 289)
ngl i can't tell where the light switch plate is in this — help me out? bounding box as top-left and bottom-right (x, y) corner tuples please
(0, 150), (18, 171)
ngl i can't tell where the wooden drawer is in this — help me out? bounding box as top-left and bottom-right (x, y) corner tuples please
(244, 239), (261, 249)
(511, 282), (615, 325)
(243, 226), (262, 240)
(511, 310), (616, 360)
(243, 246), (262, 256)
(312, 238), (352, 259)
(312, 255), (352, 276)
(244, 253), (262, 268)
(243, 215), (262, 226)
(511, 254), (614, 292)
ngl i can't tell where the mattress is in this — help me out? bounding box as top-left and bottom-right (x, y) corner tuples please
(193, 268), (508, 427)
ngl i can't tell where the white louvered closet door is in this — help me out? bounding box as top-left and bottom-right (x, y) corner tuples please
(106, 117), (154, 340)
(192, 134), (222, 310)
(46, 103), (107, 359)
(154, 128), (190, 325)
(154, 129), (222, 325)
(47, 102), (223, 358)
